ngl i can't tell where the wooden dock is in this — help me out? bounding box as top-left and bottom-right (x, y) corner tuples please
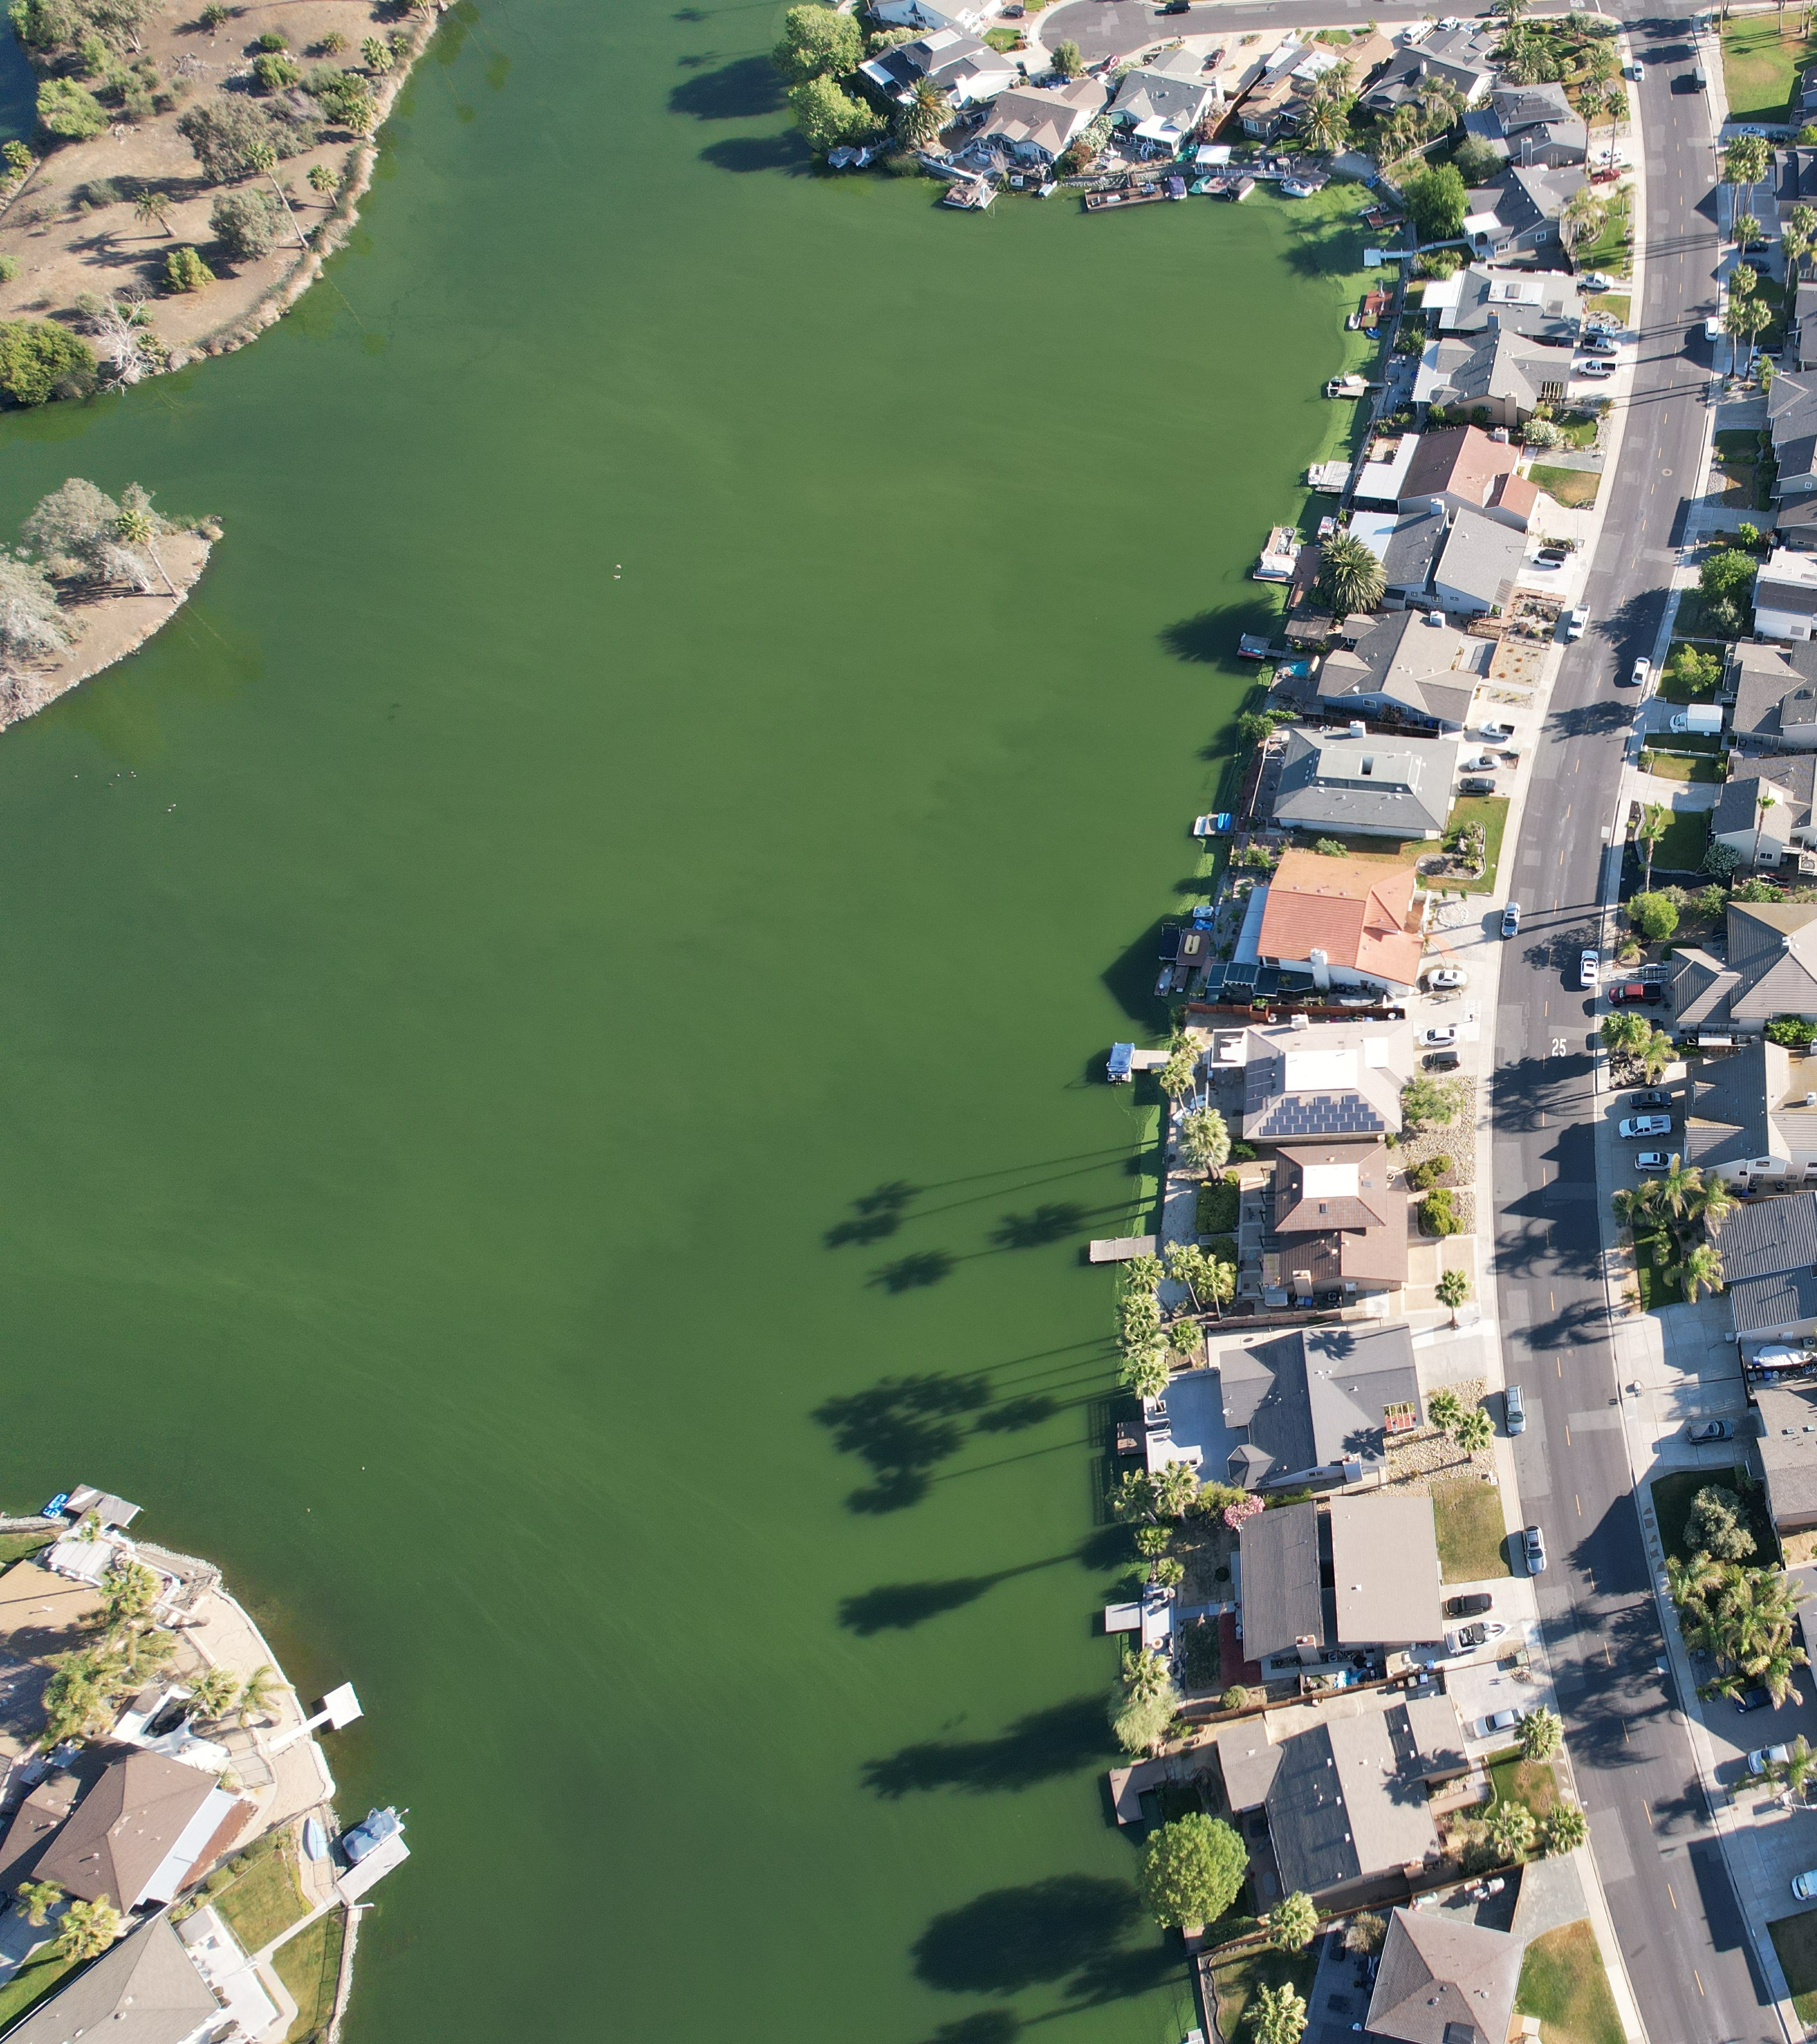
(1089, 1235), (1157, 1264)
(1084, 182), (1167, 212)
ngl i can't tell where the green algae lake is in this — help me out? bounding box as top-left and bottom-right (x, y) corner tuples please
(0, 10), (1370, 2039)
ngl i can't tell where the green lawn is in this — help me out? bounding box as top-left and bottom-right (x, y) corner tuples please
(1490, 1753), (1561, 1825)
(206, 1834), (309, 1954)
(1769, 1912), (1817, 2029)
(274, 1908), (344, 2044)
(1672, 588), (1742, 642)
(1432, 1476), (1513, 1582)
(1652, 1464), (1778, 1564)
(1554, 410), (1602, 451)
(0, 1532), (53, 1568)
(1208, 1938), (1320, 2040)
(1528, 463), (1602, 509)
(1635, 1253), (1684, 1312)
(1444, 794), (1510, 894)
(1515, 1920), (1624, 2044)
(1658, 641), (1723, 704)
(1585, 291), (1630, 325)
(0, 1954), (78, 2033)
(1722, 17), (1817, 122)
(1572, 191), (1630, 280)
(1638, 750), (1722, 784)
(1643, 808), (1709, 876)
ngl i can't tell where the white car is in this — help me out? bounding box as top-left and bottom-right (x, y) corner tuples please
(1580, 951), (1600, 989)
(1426, 967), (1469, 990)
(1422, 1025), (1459, 1048)
(1620, 1114), (1672, 1138)
(1635, 1150), (1670, 1169)
(1460, 753), (1495, 771)
(1473, 1707), (1521, 1739)
(1625, 59), (1642, 78)
(1568, 606), (1589, 640)
(1750, 1744), (1793, 1776)
(1631, 658), (1652, 689)
(1478, 721), (1515, 741)
(1583, 272), (1615, 293)
(1794, 1870), (1817, 1901)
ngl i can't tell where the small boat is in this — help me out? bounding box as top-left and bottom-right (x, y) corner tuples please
(1325, 373), (1368, 400)
(1280, 177), (1325, 198)
(39, 1493), (69, 1520)
(1236, 632), (1273, 659)
(1192, 813), (1234, 838)
(1346, 310), (1361, 328)
(1190, 176), (1213, 194)
(1217, 174), (1256, 202)
(940, 178), (994, 211)
(302, 1816), (328, 1862)
(1084, 180), (1169, 211)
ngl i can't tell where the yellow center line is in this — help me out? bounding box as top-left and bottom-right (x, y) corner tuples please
(1694, 1969), (1705, 1998)
(1576, 1494), (1583, 1517)
(1565, 1424), (1573, 1445)
(1604, 1642), (1614, 1666)
(1550, 1291), (1556, 1310)
(1557, 1356), (1563, 1376)
(1667, 1880), (1678, 1910)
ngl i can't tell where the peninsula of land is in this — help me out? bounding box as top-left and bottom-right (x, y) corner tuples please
(0, 0), (446, 400)
(0, 1483), (405, 2044)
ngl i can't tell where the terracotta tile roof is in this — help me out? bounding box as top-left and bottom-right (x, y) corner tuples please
(1257, 848), (1424, 985)
(1400, 423), (1519, 509)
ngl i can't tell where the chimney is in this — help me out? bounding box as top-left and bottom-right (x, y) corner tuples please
(1310, 947), (1331, 990)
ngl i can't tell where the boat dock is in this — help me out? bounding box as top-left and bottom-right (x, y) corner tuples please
(1084, 177), (1184, 212)
(940, 178), (994, 211)
(1088, 1234), (1158, 1263)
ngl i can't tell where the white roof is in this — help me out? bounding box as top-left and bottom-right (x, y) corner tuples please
(1300, 1161), (1361, 1197)
(1763, 546), (1817, 591)
(1420, 274), (1464, 311)
(1355, 434), (1422, 504)
(1280, 1045), (1360, 1091)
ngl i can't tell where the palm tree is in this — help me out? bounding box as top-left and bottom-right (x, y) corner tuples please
(1753, 786), (1781, 868)
(99, 1560), (158, 1630)
(1563, 186), (1607, 252)
(1303, 94), (1348, 156)
(114, 486), (176, 596)
(1690, 1173), (1737, 1232)
(15, 1880), (62, 1928)
(1638, 801), (1670, 888)
(1788, 1735), (1815, 1800)
(1316, 533), (1385, 619)
(1656, 1155), (1699, 1219)
(1663, 1240), (1724, 1304)
(1436, 1268), (1471, 1326)
(1428, 1387), (1464, 1432)
(1124, 1348), (1170, 1399)
(132, 187), (171, 237)
(894, 75), (951, 150)
(1637, 1024), (1674, 1083)
(1454, 1406), (1494, 1454)
(236, 1663), (281, 1726)
(54, 1899), (123, 1963)
(1727, 294), (1772, 378)
(186, 1666), (238, 1721)
(1544, 1802), (1588, 1853)
(1179, 1106), (1230, 1175)
(242, 140), (307, 251)
(1725, 131), (1770, 202)
(1792, 202), (1817, 276)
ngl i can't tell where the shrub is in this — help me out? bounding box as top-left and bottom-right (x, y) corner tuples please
(1195, 1175), (1239, 1234)
(1221, 1683), (1251, 1712)
(1407, 1155), (1452, 1192)
(37, 78), (107, 138)
(1767, 1016), (1817, 1048)
(786, 72), (880, 152)
(200, 1), (229, 22)
(1687, 1484), (1755, 1561)
(1229, 1141), (1257, 1164)
(253, 27), (286, 47)
(1138, 1813), (1249, 1929)
(1523, 419), (1563, 448)
(179, 100), (295, 180)
(0, 256), (16, 283)
(1451, 136), (1503, 184)
(1419, 1189), (1462, 1237)
(1313, 837), (1346, 856)
(1628, 891), (1679, 942)
(208, 186), (284, 259)
(252, 50), (300, 90)
(0, 320), (96, 406)
(312, 72), (376, 130)
(1051, 36), (1081, 73)
(163, 243), (214, 292)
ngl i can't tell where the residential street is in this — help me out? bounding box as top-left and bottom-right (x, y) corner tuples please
(1486, 15), (1783, 2042)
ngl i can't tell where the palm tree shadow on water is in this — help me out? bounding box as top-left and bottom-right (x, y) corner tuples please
(907, 1874), (1175, 2011)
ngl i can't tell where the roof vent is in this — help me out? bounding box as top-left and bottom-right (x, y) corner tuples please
(1350, 721), (1368, 737)
(1805, 1093), (1815, 1106)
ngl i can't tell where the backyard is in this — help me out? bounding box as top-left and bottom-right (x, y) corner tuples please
(274, 1908), (345, 2044)
(1514, 1920), (1625, 2044)
(1651, 1465), (1778, 1564)
(201, 1831), (309, 1955)
(1634, 1249), (1683, 1313)
(0, 1953), (77, 2034)
(1721, 16), (1817, 122)
(1208, 1935), (1320, 2040)
(1657, 641), (1722, 704)
(0, 1532), (53, 1570)
(1769, 1910), (1817, 2029)
(1528, 464), (1601, 510)
(1431, 1476), (1513, 1581)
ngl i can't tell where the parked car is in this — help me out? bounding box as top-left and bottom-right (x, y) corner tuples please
(1635, 1150), (1669, 1169)
(1750, 1744), (1793, 1776)
(1577, 359), (1614, 379)
(1461, 753), (1496, 772)
(1691, 63), (1709, 88)
(1454, 1620), (1509, 1652)
(1686, 1419), (1734, 1443)
(1586, 314), (1623, 335)
(1460, 776), (1496, 794)
(1480, 721), (1515, 741)
(1422, 1025), (1459, 1048)
(1608, 981), (1663, 1004)
(1445, 1593), (1493, 1619)
(1568, 606), (1589, 639)
(1736, 1686), (1776, 1713)
(1474, 1707), (1522, 1738)
(1426, 966), (1469, 990)
(1580, 951), (1600, 989)
(1620, 1114), (1672, 1137)
(1505, 1384), (1526, 1434)
(1536, 544), (1570, 563)
(1425, 1049), (1461, 1070)
(1629, 1089), (1670, 1106)
(1586, 335), (1620, 355)
(1795, 1870), (1817, 1901)
(1625, 59), (1642, 78)
(1524, 1524), (1547, 1573)
(1502, 902), (1522, 938)
(1627, 657), (1651, 688)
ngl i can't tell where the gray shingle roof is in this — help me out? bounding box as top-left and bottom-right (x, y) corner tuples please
(1713, 754), (1817, 845)
(1710, 1188), (1817, 1283)
(1217, 1333), (1319, 1490)
(1239, 1498), (1327, 1660)
(1366, 1907), (1526, 2044)
(0, 1917), (218, 2044)
(1273, 729), (1455, 836)
(1758, 1384), (1817, 1522)
(1771, 369), (1817, 494)
(1303, 1321), (1421, 1468)
(1435, 508), (1528, 611)
(1730, 1267), (1817, 1335)
(1438, 264), (1583, 342)
(1315, 610), (1477, 726)
(1727, 641), (1817, 748)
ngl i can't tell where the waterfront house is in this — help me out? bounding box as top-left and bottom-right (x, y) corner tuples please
(1395, 426), (1521, 522)
(980, 76), (1106, 163)
(868, 0), (992, 34)
(1359, 22), (1496, 117)
(0, 1916), (224, 2044)
(1756, 548), (1817, 643)
(1215, 1322), (1424, 1493)
(1709, 755), (1817, 872)
(1709, 1192), (1817, 1348)
(1421, 262), (1585, 344)
(34, 1748), (249, 1912)
(1414, 329), (1570, 430)
(1682, 1036), (1817, 1192)
(1263, 1139), (1409, 1297)
(1431, 508), (1529, 617)
(1757, 1384), (1817, 1531)
(1671, 898), (1817, 1035)
(1271, 729), (1456, 840)
(1212, 1685), (1458, 1904)
(1347, 508), (1447, 606)
(1365, 1907), (1527, 2044)
(1255, 846), (1429, 990)
(1112, 52), (1218, 143)
(1799, 279), (1817, 374)
(1461, 163), (1584, 259)
(1768, 370), (1817, 543)
(1222, 1014), (1416, 1144)
(1239, 1491), (1440, 1659)
(858, 29), (1018, 108)
(1461, 81), (1588, 169)
(1308, 609), (1480, 731)
(1726, 641), (1817, 752)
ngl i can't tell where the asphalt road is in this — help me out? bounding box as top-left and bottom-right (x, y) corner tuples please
(1488, 17), (1783, 2041)
(1044, 0), (1579, 64)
